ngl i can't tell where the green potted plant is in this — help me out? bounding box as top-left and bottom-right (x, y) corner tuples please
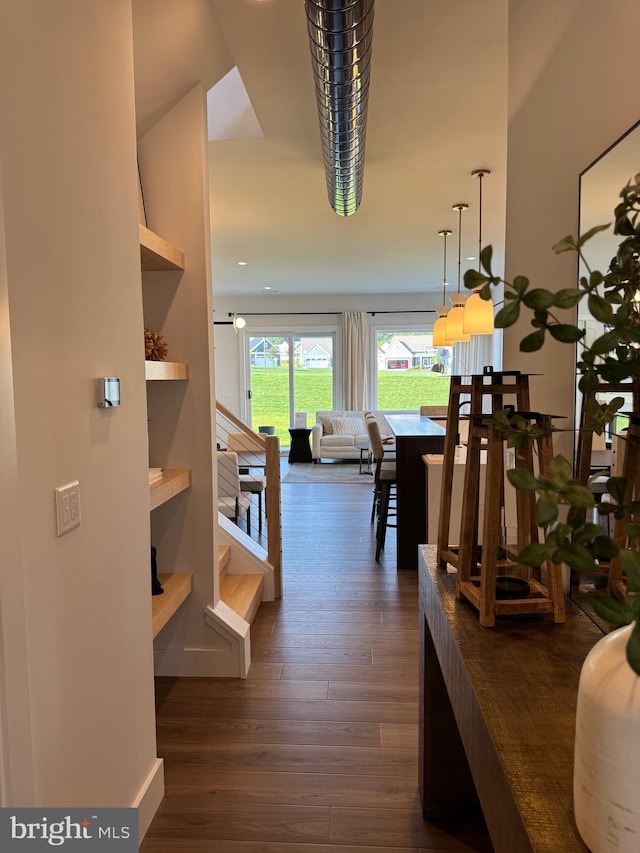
(465, 173), (640, 673)
(465, 174), (640, 853)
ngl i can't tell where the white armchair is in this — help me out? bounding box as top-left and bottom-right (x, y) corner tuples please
(217, 450), (253, 534)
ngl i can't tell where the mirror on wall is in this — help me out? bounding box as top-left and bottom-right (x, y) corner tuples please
(571, 120), (640, 622)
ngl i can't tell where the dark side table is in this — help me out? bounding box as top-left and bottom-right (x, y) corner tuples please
(288, 427), (312, 463)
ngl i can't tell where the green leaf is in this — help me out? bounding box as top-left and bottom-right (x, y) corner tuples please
(495, 301), (520, 328)
(578, 370), (600, 393)
(592, 535), (619, 560)
(553, 235), (578, 254)
(553, 288), (583, 309)
(626, 622), (640, 676)
(507, 468), (539, 492)
(519, 542), (552, 567)
(607, 476), (628, 506)
(564, 484), (596, 508)
(548, 324), (584, 343)
(535, 494), (559, 525)
(523, 289), (555, 310)
(464, 268), (490, 291)
(548, 455), (573, 483)
(587, 293), (614, 324)
(520, 330), (546, 352)
(560, 542), (599, 573)
(480, 244), (493, 276)
(567, 505), (588, 530)
(620, 550), (640, 591)
(590, 594), (633, 626)
(577, 222), (612, 247)
(512, 275), (529, 296)
(591, 329), (620, 355)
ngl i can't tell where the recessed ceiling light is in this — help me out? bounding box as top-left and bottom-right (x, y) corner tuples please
(238, 261), (247, 266)
(466, 256), (476, 261)
(264, 286), (272, 290)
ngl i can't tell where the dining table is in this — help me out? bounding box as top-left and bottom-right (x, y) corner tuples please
(384, 413), (446, 569)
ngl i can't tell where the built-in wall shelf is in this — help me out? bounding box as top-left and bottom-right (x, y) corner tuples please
(139, 224), (185, 271)
(149, 469), (191, 511)
(151, 572), (193, 637)
(145, 361), (189, 381)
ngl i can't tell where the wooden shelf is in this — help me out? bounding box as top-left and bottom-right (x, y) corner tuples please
(139, 224), (185, 271)
(145, 361), (189, 381)
(152, 572), (193, 638)
(149, 468), (191, 511)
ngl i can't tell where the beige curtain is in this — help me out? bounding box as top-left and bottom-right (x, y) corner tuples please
(342, 311), (368, 410)
(454, 336), (494, 376)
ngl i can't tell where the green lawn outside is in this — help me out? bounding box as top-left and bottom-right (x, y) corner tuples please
(250, 366), (450, 446)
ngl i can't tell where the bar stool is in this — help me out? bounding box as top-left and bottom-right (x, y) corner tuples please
(366, 415), (397, 560)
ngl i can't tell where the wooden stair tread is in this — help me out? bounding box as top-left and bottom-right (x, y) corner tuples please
(220, 573), (264, 624)
(152, 572), (193, 638)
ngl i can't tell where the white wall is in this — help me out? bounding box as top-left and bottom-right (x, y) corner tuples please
(0, 0), (160, 819)
(504, 0), (640, 460)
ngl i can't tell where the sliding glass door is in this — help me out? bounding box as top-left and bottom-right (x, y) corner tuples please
(247, 334), (335, 446)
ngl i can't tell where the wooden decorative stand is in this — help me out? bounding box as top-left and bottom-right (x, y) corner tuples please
(574, 385), (640, 602)
(607, 412), (640, 601)
(575, 381), (640, 489)
(437, 368), (531, 569)
(456, 411), (566, 627)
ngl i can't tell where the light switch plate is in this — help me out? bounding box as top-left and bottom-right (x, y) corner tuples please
(55, 480), (81, 536)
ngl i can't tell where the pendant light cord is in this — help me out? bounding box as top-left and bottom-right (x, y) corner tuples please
(478, 171), (483, 272)
(438, 229), (452, 303)
(451, 204), (468, 294)
(472, 168), (491, 272)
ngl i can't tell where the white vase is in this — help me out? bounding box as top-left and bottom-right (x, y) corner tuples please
(574, 622), (640, 852)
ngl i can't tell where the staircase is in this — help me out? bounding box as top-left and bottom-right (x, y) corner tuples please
(218, 544), (264, 625)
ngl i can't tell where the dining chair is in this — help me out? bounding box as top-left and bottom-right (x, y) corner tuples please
(227, 432), (267, 531)
(217, 450), (253, 535)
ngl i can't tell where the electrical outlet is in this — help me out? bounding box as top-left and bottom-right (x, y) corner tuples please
(55, 481), (81, 536)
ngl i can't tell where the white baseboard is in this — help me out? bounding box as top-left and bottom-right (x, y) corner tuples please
(133, 757), (164, 842)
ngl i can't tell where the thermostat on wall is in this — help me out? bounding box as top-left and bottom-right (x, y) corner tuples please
(97, 377), (120, 407)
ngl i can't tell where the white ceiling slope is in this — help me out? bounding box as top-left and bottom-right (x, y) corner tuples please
(136, 0), (509, 298)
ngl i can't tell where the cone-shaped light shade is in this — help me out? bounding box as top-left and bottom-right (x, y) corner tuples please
(432, 315), (450, 347)
(445, 294), (470, 343)
(463, 292), (494, 334)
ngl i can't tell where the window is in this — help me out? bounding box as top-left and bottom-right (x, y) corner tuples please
(375, 329), (452, 410)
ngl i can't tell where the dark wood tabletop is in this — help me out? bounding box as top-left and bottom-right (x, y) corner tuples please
(419, 544), (599, 852)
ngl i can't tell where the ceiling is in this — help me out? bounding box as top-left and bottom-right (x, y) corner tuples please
(135, 0), (510, 298)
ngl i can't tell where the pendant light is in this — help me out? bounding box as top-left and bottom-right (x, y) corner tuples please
(432, 229), (453, 347)
(463, 168), (494, 334)
(445, 203), (471, 343)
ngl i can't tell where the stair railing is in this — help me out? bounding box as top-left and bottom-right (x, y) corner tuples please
(215, 402), (282, 597)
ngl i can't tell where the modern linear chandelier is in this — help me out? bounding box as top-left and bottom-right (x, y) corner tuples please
(304, 0), (374, 216)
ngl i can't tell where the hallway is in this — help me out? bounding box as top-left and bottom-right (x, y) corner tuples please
(141, 479), (492, 851)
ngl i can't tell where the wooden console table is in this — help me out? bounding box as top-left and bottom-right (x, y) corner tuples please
(418, 545), (600, 852)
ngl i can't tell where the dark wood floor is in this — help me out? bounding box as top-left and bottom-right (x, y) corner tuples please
(141, 477), (493, 852)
